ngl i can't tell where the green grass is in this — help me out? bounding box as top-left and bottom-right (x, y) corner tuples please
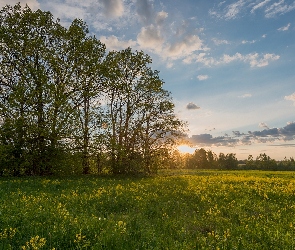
(1, 170), (295, 249)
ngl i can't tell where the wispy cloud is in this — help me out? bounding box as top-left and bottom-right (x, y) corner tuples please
(197, 75), (209, 81)
(209, 0), (247, 19)
(242, 39), (256, 44)
(239, 93), (252, 98)
(224, 0), (246, 19)
(259, 122), (269, 129)
(186, 103), (200, 110)
(210, 0), (295, 19)
(251, 0), (271, 13)
(265, 0), (295, 18)
(278, 23), (291, 31)
(187, 52), (280, 68)
(212, 38), (230, 45)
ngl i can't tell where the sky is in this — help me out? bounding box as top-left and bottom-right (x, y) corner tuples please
(1, 0), (295, 160)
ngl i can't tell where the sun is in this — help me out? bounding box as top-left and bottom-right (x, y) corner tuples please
(177, 145), (195, 154)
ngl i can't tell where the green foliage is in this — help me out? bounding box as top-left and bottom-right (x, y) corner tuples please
(0, 4), (185, 176)
(100, 48), (185, 175)
(2, 171), (295, 249)
(218, 153), (238, 169)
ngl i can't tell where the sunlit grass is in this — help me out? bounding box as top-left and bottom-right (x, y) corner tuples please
(1, 170), (295, 249)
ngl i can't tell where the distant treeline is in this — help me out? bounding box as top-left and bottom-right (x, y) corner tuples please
(169, 148), (295, 171)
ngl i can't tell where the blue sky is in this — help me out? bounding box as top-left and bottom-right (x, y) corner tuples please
(2, 0), (295, 159)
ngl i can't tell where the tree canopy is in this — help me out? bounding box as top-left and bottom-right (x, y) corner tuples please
(0, 3), (185, 176)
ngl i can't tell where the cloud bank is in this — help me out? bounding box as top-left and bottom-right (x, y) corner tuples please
(3, 0), (283, 70)
(188, 122), (295, 147)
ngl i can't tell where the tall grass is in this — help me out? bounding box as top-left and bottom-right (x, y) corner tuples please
(1, 170), (295, 249)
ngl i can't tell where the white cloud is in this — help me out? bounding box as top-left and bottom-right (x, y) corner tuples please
(100, 35), (136, 51)
(210, 0), (247, 20)
(0, 0), (40, 10)
(251, 0), (271, 13)
(100, 0), (124, 18)
(188, 52), (279, 68)
(155, 11), (168, 26)
(210, 0), (295, 19)
(194, 53), (216, 66)
(166, 35), (204, 60)
(212, 38), (230, 45)
(43, 1), (90, 24)
(246, 53), (280, 67)
(285, 93), (295, 105)
(278, 23), (291, 31)
(239, 93), (252, 98)
(197, 75), (209, 81)
(265, 0), (295, 18)
(224, 0), (246, 19)
(221, 53), (243, 64)
(137, 24), (164, 52)
(242, 39), (256, 44)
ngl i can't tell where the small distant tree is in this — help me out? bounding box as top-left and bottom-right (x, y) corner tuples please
(245, 155), (255, 169)
(207, 150), (217, 169)
(218, 153), (238, 170)
(255, 153), (277, 170)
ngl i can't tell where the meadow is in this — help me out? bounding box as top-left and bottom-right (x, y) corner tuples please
(1, 170), (295, 249)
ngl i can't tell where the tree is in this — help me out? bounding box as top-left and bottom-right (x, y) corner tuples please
(207, 150), (217, 169)
(255, 153), (277, 170)
(245, 155), (255, 169)
(0, 4), (106, 175)
(218, 153), (238, 169)
(103, 48), (185, 174)
(0, 4), (71, 174)
(0, 4), (184, 176)
(66, 19), (106, 174)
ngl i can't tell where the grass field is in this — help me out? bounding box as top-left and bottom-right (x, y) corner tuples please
(1, 170), (295, 249)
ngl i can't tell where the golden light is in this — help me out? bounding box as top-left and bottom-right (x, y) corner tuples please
(177, 144), (195, 154)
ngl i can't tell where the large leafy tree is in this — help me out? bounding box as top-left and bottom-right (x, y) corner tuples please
(0, 4), (68, 175)
(67, 20), (106, 174)
(103, 48), (185, 174)
(0, 4), (106, 175)
(0, 4), (184, 176)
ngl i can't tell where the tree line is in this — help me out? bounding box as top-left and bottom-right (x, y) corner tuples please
(0, 4), (185, 176)
(168, 148), (295, 171)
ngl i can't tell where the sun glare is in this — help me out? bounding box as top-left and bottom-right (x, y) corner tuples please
(177, 145), (195, 154)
